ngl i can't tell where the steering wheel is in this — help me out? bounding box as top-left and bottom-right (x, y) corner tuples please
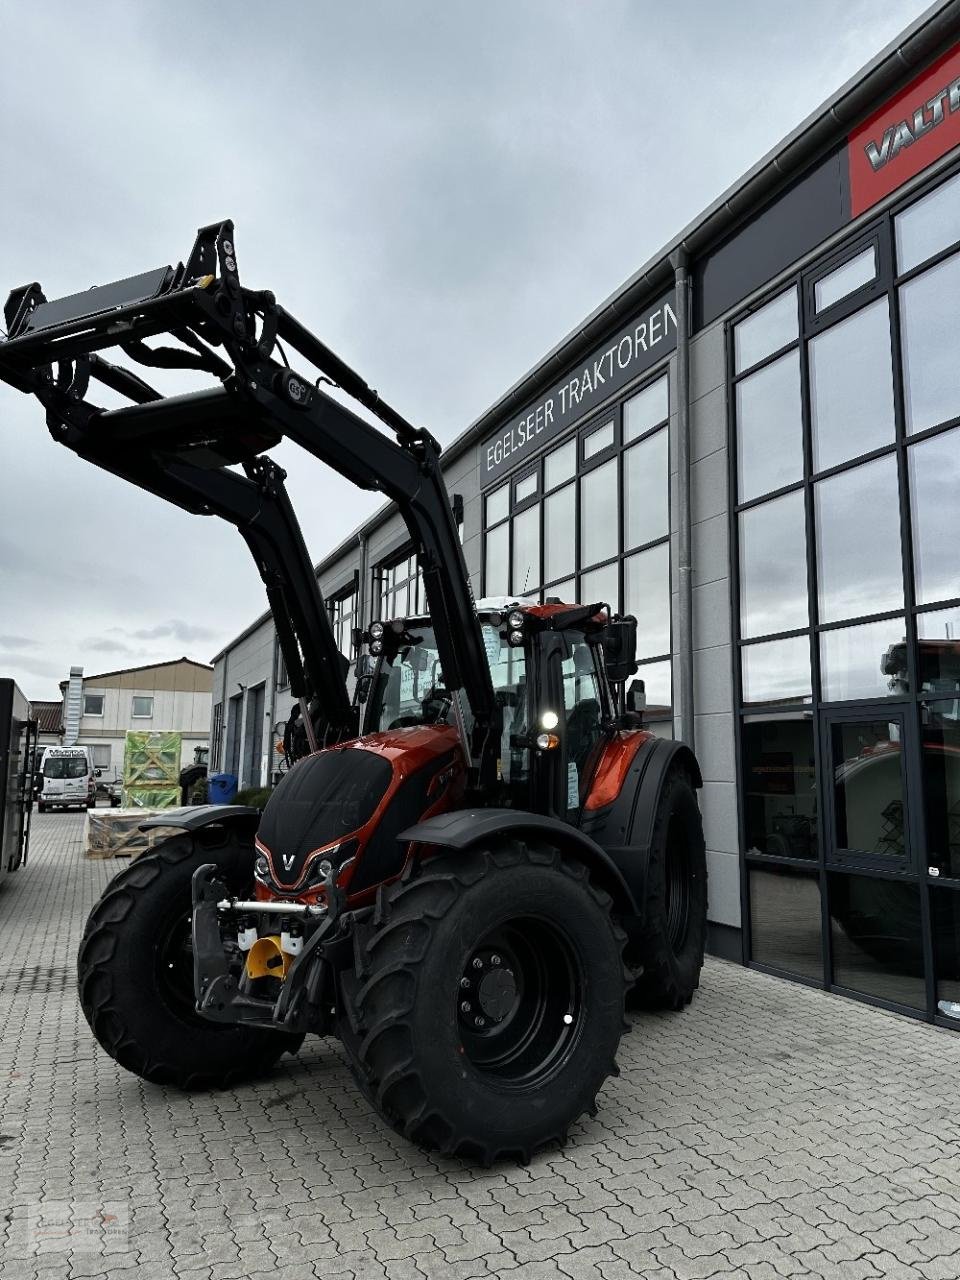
(388, 688), (453, 731)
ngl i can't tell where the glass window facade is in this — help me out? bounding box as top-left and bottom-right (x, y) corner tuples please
(482, 370), (671, 719)
(329, 585), (359, 658)
(378, 553), (424, 622)
(809, 298), (895, 471)
(732, 161), (960, 1028)
(814, 245), (877, 312)
(735, 350), (803, 503)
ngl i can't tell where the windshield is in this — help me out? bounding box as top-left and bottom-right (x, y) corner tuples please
(367, 621), (529, 785)
(367, 624), (449, 732)
(43, 755), (88, 779)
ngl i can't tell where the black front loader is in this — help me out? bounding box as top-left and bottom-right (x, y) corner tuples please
(3, 221), (707, 1164)
(0, 220), (497, 778)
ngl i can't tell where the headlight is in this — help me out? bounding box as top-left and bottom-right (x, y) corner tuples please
(369, 620), (384, 639)
(536, 733), (560, 751)
(541, 710), (559, 730)
(370, 639), (383, 655)
(255, 854), (270, 880)
(507, 609), (524, 630)
(508, 630), (524, 647)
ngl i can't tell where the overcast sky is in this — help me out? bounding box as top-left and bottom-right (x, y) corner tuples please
(0, 0), (932, 701)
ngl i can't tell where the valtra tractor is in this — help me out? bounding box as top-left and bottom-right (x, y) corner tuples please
(0, 222), (707, 1162)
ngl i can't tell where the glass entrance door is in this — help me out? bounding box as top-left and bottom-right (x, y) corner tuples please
(821, 706), (927, 1011)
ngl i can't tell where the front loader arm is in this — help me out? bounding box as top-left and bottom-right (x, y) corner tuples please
(0, 219), (498, 783)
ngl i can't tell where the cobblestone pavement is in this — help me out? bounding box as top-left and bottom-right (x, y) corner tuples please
(3, 813), (960, 1280)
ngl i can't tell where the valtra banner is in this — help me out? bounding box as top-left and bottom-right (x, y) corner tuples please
(849, 41), (960, 217)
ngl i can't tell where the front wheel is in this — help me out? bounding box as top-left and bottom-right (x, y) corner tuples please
(78, 831), (301, 1088)
(341, 841), (629, 1163)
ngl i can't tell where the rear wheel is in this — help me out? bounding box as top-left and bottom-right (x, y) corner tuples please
(628, 768), (707, 1010)
(341, 841), (629, 1163)
(78, 830), (301, 1088)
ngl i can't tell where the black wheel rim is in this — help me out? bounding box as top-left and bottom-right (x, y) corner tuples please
(457, 917), (583, 1090)
(155, 907), (206, 1024)
(664, 811), (692, 950)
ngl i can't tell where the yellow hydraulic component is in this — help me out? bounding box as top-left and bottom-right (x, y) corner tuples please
(245, 935), (292, 980)
(197, 273), (216, 289)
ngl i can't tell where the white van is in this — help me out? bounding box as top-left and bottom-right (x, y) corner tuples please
(38, 746), (95, 813)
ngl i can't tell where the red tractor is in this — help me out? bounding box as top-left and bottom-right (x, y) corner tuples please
(0, 222), (706, 1163)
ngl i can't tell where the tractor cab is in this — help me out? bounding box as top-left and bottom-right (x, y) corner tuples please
(362, 597), (644, 819)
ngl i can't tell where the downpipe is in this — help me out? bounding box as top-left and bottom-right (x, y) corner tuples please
(671, 249), (695, 751)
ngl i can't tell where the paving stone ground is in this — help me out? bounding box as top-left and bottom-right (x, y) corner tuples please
(2, 812), (960, 1279)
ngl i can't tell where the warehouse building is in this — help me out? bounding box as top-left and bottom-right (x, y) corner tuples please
(212, 2), (960, 1028)
(60, 658), (212, 773)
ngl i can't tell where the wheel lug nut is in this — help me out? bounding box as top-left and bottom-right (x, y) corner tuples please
(460, 1001), (471, 1013)
(472, 958), (483, 970)
(490, 954), (501, 966)
(474, 1016), (485, 1028)
(460, 977), (471, 989)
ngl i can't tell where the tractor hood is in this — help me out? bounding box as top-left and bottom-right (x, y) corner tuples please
(255, 725), (463, 895)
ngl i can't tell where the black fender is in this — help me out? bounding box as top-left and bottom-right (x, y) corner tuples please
(398, 808), (637, 917)
(583, 735), (703, 918)
(139, 804), (261, 835)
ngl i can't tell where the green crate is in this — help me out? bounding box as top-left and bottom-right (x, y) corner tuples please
(123, 731), (182, 788)
(122, 786), (181, 810)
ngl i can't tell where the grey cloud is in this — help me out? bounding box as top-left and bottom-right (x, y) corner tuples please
(120, 620), (218, 644)
(0, 635), (34, 649)
(0, 0), (931, 704)
(0, 650), (64, 679)
(81, 637), (136, 655)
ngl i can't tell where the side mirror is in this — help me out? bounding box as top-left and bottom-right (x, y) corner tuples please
(601, 616), (639, 685)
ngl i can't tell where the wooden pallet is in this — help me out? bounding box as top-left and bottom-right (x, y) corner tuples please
(84, 808), (184, 860)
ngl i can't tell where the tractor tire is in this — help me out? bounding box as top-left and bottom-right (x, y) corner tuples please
(78, 831), (302, 1089)
(340, 841), (629, 1163)
(627, 767), (707, 1011)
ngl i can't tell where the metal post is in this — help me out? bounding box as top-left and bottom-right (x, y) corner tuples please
(671, 249), (695, 751)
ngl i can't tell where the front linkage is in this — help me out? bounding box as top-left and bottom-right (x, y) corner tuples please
(190, 861), (350, 1035)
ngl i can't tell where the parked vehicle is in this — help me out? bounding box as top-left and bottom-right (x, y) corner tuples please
(178, 744), (208, 804)
(94, 764), (123, 807)
(0, 220), (706, 1162)
(38, 745), (95, 812)
(0, 679), (35, 875)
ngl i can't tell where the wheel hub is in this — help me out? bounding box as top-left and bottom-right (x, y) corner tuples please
(478, 966), (517, 1020)
(455, 921), (584, 1088)
(459, 948), (519, 1028)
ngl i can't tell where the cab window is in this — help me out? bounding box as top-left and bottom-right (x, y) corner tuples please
(483, 625), (529, 788)
(561, 637), (605, 812)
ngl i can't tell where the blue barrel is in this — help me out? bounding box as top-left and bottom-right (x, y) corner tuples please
(208, 772), (238, 805)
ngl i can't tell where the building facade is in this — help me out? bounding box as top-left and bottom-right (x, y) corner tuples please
(212, 4), (960, 1029)
(60, 658), (212, 774)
